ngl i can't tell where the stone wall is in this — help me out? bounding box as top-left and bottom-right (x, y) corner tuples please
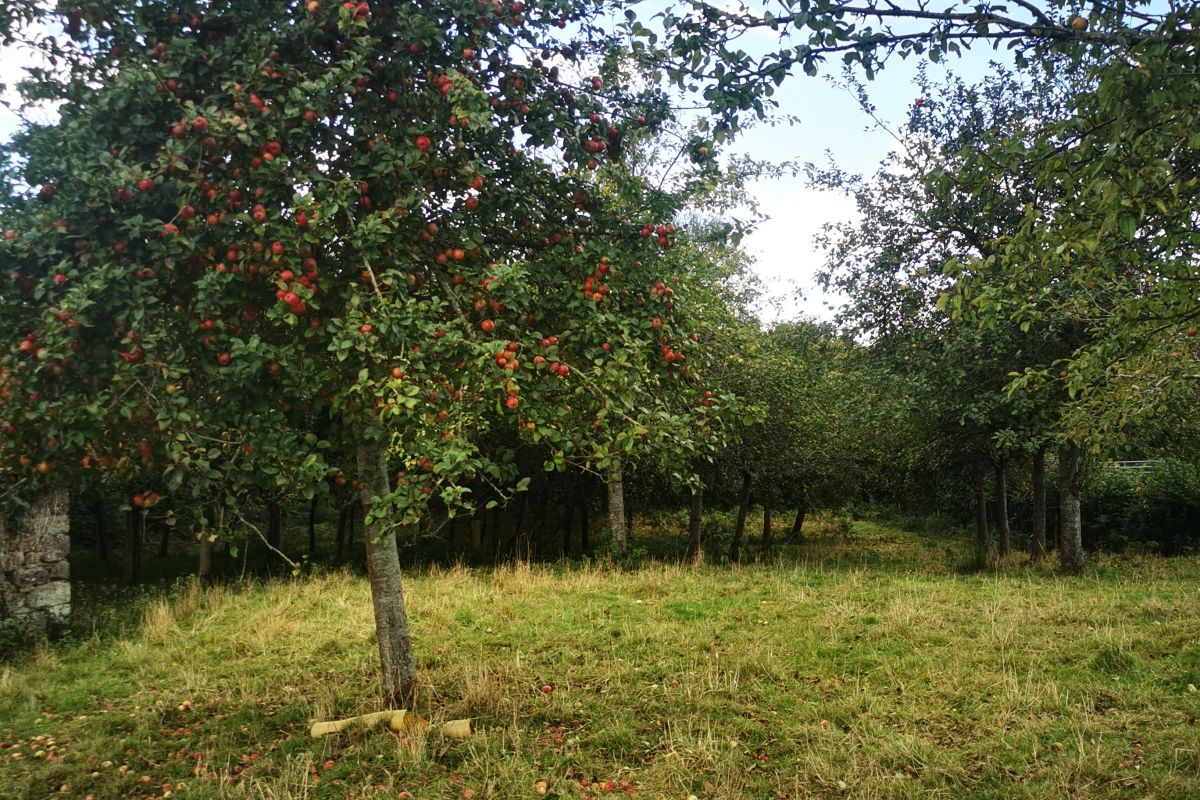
(0, 488), (71, 633)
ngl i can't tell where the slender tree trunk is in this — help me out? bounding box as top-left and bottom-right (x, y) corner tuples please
(157, 517), (170, 558)
(1030, 447), (1047, 561)
(94, 500), (108, 561)
(473, 509), (484, 552)
(356, 431), (418, 707)
(685, 485), (704, 563)
(199, 505), (220, 580)
(730, 470), (753, 563)
(995, 458), (1011, 557)
(788, 503), (807, 544)
(335, 504), (349, 560)
(125, 509), (143, 584)
(974, 470), (989, 566)
(198, 534), (213, 579)
(607, 458), (628, 557)
(266, 502), (282, 550)
(1058, 442), (1086, 574)
(761, 492), (773, 558)
(308, 496), (318, 558)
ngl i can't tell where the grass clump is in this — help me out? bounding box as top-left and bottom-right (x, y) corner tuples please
(2, 521), (1200, 798)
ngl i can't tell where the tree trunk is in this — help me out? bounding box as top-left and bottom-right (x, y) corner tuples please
(995, 458), (1011, 557)
(156, 517), (170, 558)
(470, 511), (482, 552)
(730, 470), (753, 563)
(308, 496), (318, 558)
(974, 470), (989, 566)
(199, 505), (220, 580)
(1030, 447), (1047, 561)
(685, 485), (704, 563)
(1058, 442), (1085, 574)
(266, 502), (282, 550)
(94, 500), (108, 561)
(788, 504), (807, 544)
(125, 509), (143, 583)
(335, 504), (349, 560)
(198, 534), (213, 579)
(607, 458), (628, 557)
(356, 432), (418, 707)
(761, 492), (773, 558)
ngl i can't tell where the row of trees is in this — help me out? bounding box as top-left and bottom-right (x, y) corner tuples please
(0, 0), (743, 702)
(3, 0), (1199, 702)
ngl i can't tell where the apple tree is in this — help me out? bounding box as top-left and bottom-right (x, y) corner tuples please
(813, 64), (1094, 566)
(0, 0), (709, 702)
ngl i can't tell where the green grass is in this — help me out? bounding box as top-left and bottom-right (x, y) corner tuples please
(3, 520), (1200, 799)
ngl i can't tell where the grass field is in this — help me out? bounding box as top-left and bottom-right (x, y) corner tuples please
(3, 518), (1200, 799)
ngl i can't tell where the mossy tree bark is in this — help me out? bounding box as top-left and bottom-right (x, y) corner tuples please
(788, 502), (807, 544)
(995, 458), (1011, 557)
(730, 470), (753, 563)
(1058, 442), (1086, 574)
(606, 457), (628, 557)
(356, 430), (418, 707)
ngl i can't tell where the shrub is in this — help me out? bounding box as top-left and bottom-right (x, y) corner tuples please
(1083, 459), (1200, 554)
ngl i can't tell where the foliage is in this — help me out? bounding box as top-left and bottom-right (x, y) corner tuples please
(0, 0), (725, 536)
(813, 64), (1090, 505)
(629, 0), (1191, 134)
(945, 36), (1200, 450)
(1084, 462), (1200, 555)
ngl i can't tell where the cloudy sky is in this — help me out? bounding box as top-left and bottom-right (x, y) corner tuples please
(694, 50), (1003, 322)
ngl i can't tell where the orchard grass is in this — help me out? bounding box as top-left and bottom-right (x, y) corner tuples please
(2, 518), (1200, 799)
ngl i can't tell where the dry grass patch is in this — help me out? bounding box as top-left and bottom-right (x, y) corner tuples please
(3, 525), (1200, 798)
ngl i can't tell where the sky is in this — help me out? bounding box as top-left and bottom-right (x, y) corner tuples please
(681, 48), (1006, 323)
(0, 6), (1005, 325)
